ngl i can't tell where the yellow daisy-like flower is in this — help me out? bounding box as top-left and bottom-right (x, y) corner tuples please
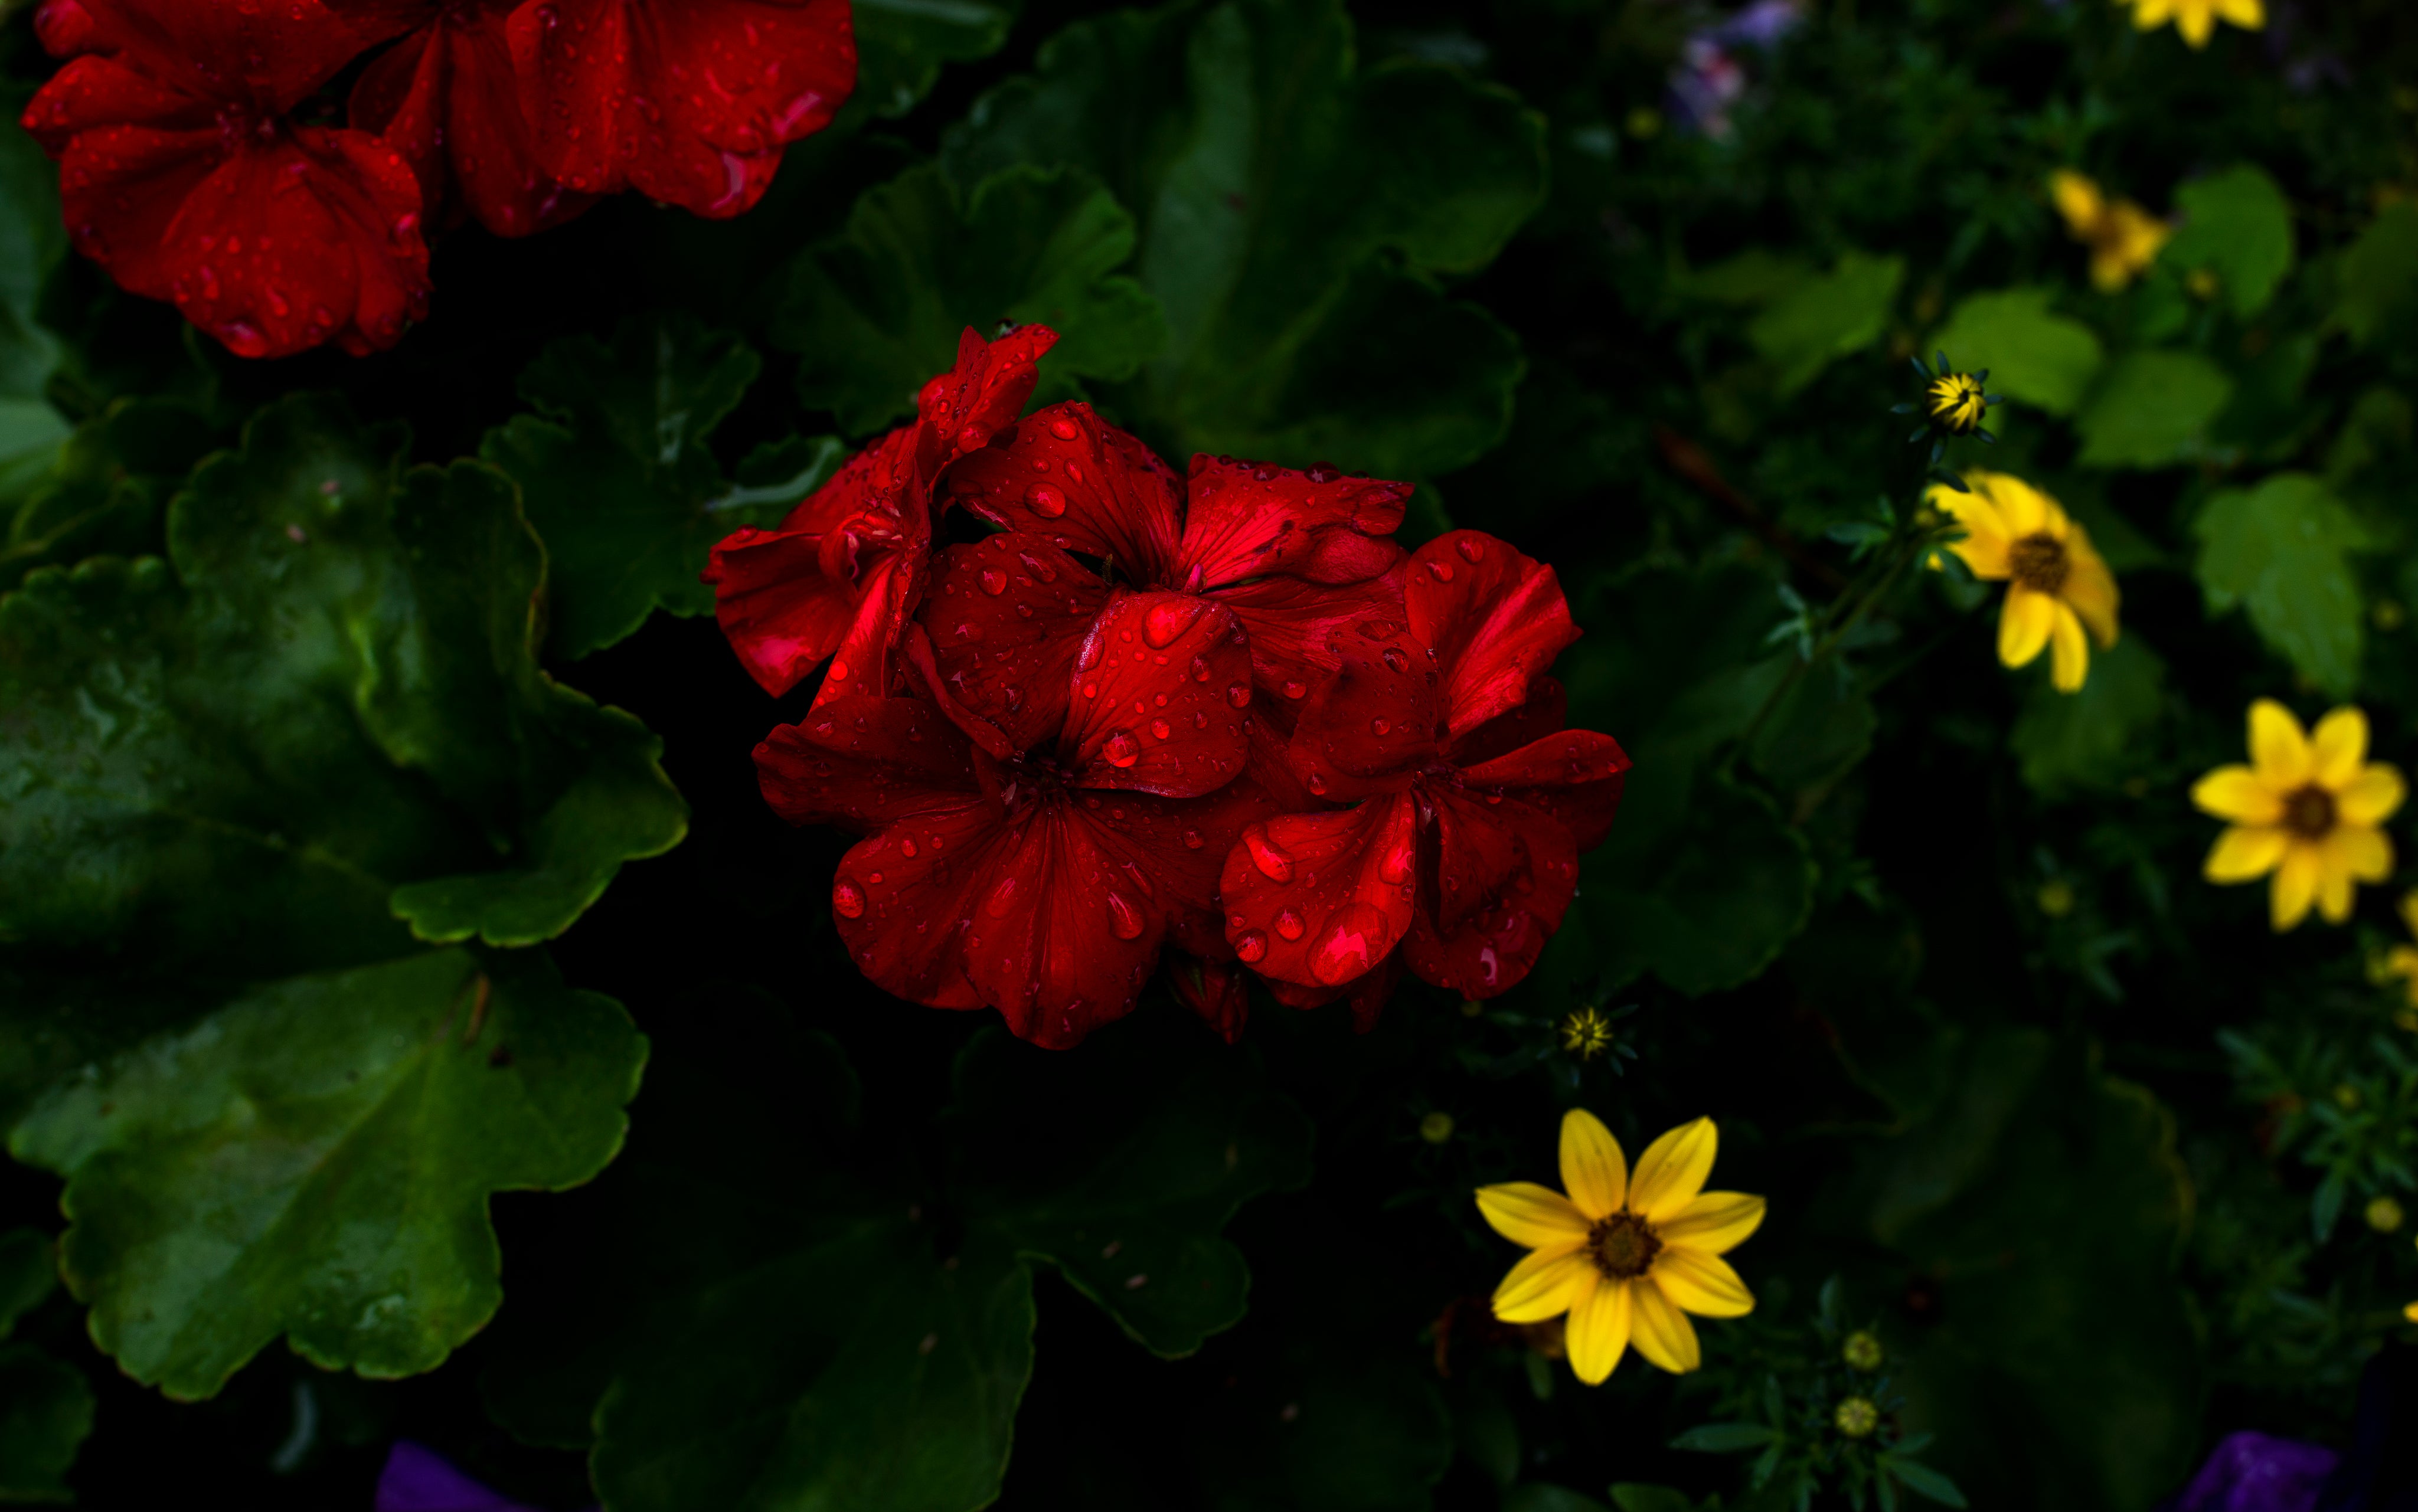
(1561, 1006), (1616, 1059)
(2191, 701), (2406, 931)
(1927, 472), (2120, 693)
(2051, 169), (2172, 290)
(2120, 0), (2264, 50)
(1926, 372), (1987, 434)
(1476, 1111), (1763, 1383)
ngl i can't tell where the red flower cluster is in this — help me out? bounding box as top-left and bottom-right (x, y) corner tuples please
(21, 0), (853, 358)
(718, 327), (1630, 1049)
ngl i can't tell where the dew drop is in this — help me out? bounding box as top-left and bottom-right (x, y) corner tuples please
(1182, 829), (1205, 850)
(1226, 682), (1252, 708)
(1025, 483), (1066, 518)
(1151, 718), (1172, 740)
(1424, 558), (1455, 582)
(831, 878), (866, 918)
(1381, 646), (1410, 673)
(1370, 717), (1391, 737)
(1103, 729), (1141, 767)
(1275, 908), (1306, 942)
(1234, 929), (1269, 963)
(1309, 902), (1388, 985)
(1456, 536), (1486, 562)
(1048, 417), (1081, 440)
(1142, 597), (1202, 648)
(984, 874), (1020, 917)
(1282, 679), (1307, 699)
(1106, 891), (1145, 940)
(978, 567), (1008, 596)
(1244, 826), (1296, 883)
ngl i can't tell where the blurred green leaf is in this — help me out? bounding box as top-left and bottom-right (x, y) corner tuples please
(942, 0), (1544, 476)
(2074, 351), (2233, 468)
(1883, 1458), (1970, 1509)
(8, 949), (642, 1400)
(1187, 1344), (1450, 1512)
(1608, 1487), (1705, 1512)
(2164, 165), (2295, 319)
(2193, 472), (2371, 697)
(0, 1232), (52, 1340)
(1, 398), (214, 591)
(1671, 1422), (1781, 1451)
(1929, 288), (2104, 416)
(1749, 251), (1904, 397)
(1580, 769), (1814, 997)
(2332, 201), (2418, 347)
(1505, 1486), (1616, 1512)
(852, 0), (1020, 119)
(483, 314), (809, 660)
(2009, 635), (2169, 797)
(1676, 248), (1811, 307)
(0, 110), (66, 454)
(772, 162), (1166, 434)
(0, 1343), (92, 1502)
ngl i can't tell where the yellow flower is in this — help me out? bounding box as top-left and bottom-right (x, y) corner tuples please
(1476, 1111), (1763, 1383)
(1928, 472), (2120, 693)
(1561, 1006), (1616, 1059)
(2119, 0), (2265, 49)
(1926, 372), (1987, 434)
(2191, 701), (2406, 931)
(2051, 169), (2172, 290)
(2382, 892), (2418, 1007)
(1835, 1397), (1880, 1438)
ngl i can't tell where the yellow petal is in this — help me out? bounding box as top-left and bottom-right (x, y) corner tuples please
(1930, 483), (2011, 580)
(1981, 473), (2050, 537)
(2204, 825), (2288, 882)
(2327, 824), (2393, 885)
(1565, 1274), (1632, 1385)
(2178, 0), (2213, 44)
(2193, 767), (2284, 825)
(2400, 889), (2418, 941)
(2060, 538), (2121, 647)
(1476, 1183), (1591, 1249)
(2272, 842), (2322, 931)
(2249, 700), (2312, 787)
(1559, 1108), (1627, 1221)
(1999, 588), (2056, 669)
(2309, 707), (2371, 787)
(2216, 0), (2262, 25)
(2050, 169), (2105, 234)
(2407, 1300), (2418, 1326)
(1652, 1248), (1756, 1319)
(1629, 1118), (1718, 1222)
(1657, 1192), (1767, 1256)
(1628, 1279), (1704, 1373)
(1492, 1243), (1597, 1324)
(2131, 0), (2175, 28)
(2338, 765), (2406, 827)
(2049, 602), (2090, 692)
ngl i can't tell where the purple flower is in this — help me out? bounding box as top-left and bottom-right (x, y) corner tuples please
(2170, 1432), (2338, 1512)
(375, 1443), (551, 1512)
(1666, 1), (1805, 138)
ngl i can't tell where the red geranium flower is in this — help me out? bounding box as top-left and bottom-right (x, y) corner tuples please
(22, 0), (433, 358)
(754, 555), (1271, 1047)
(1219, 530), (1630, 1004)
(706, 325), (1058, 706)
(507, 0), (855, 220)
(343, 0), (595, 237)
(942, 402), (1414, 727)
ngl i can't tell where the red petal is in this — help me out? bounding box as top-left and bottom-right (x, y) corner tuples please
(1177, 456), (1409, 588)
(22, 56), (208, 156)
(705, 427), (921, 696)
(1263, 953), (1400, 1032)
(754, 695), (980, 833)
(1063, 590), (1252, 798)
(1445, 676), (1569, 768)
(1168, 954), (1251, 1044)
(349, 2), (594, 237)
(507, 0), (855, 217)
(1116, 774), (1288, 962)
(1220, 791), (1417, 991)
(71, 0), (377, 110)
(918, 532), (1107, 755)
(1403, 788), (1580, 999)
(828, 803), (996, 1012)
(1207, 567), (1409, 733)
(1459, 729), (1632, 853)
(812, 551), (923, 708)
(913, 326), (1059, 487)
(1283, 635), (1442, 802)
(940, 400), (1183, 580)
(33, 1), (102, 58)
(1406, 531), (1579, 742)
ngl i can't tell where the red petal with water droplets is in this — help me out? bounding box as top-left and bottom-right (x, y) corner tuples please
(63, 0), (381, 110)
(1169, 954), (1251, 1044)
(1208, 568), (1410, 733)
(1063, 590), (1252, 798)
(508, 0), (855, 218)
(1459, 729), (1632, 853)
(828, 803), (996, 1012)
(1177, 456), (1409, 588)
(348, 1), (594, 237)
(1220, 791), (1417, 991)
(914, 326), (1059, 485)
(1264, 953), (1401, 1032)
(1126, 774), (1290, 961)
(1446, 676), (1569, 768)
(918, 532), (1107, 755)
(1404, 787), (1581, 999)
(940, 400), (1182, 580)
(754, 695), (981, 833)
(32, 0), (102, 58)
(1283, 639), (1442, 801)
(1406, 531), (1579, 742)
(705, 427), (921, 696)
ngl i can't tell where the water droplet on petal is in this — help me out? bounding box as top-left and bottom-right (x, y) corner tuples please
(1103, 729), (1141, 767)
(1151, 718), (1172, 740)
(1275, 908), (1306, 941)
(1370, 717), (1391, 737)
(984, 875), (1020, 917)
(1309, 902), (1388, 984)
(1235, 929), (1269, 963)
(1026, 483), (1066, 517)
(1226, 682), (1252, 708)
(1456, 536), (1486, 562)
(831, 878), (866, 918)
(1106, 891), (1145, 940)
(978, 567), (1008, 596)
(1142, 597), (1202, 648)
(1245, 826), (1296, 883)
(1382, 646), (1410, 673)
(1282, 679), (1307, 699)
(900, 837), (919, 858)
(1182, 829), (1205, 849)
(1424, 558), (1455, 582)
(1049, 417), (1081, 440)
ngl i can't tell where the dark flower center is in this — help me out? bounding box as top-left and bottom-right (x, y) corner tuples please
(2283, 784), (2337, 838)
(1587, 1211), (1662, 1279)
(2008, 532), (2069, 594)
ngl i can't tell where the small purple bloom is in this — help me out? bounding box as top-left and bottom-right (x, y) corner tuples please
(2171, 1432), (2338, 1512)
(1710, 0), (1805, 50)
(1666, 1), (1804, 139)
(375, 1443), (547, 1512)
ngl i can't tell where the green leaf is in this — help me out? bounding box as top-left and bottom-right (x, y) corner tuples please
(2192, 472), (2372, 697)
(1883, 1458), (1971, 1510)
(0, 110), (70, 457)
(0, 393), (686, 974)
(2008, 635), (2169, 798)
(1580, 768), (1814, 997)
(0, 1232), (53, 1340)
(946, 1015), (1314, 1356)
(851, 0), (1018, 119)
(1749, 251), (1905, 397)
(1187, 1343), (1451, 1512)
(2, 398), (215, 591)
(942, 0), (1544, 477)
(0, 1343), (93, 1503)
(2332, 201), (2418, 347)
(2074, 351), (2234, 469)
(1609, 1487), (1709, 1512)
(482, 313), (800, 659)
(1671, 1422), (1782, 1452)
(1503, 1486), (1616, 1512)
(1928, 289), (2105, 416)
(6, 948), (644, 1400)
(772, 162), (1166, 435)
(2163, 165), (2295, 319)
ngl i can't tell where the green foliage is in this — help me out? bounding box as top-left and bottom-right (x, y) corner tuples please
(0, 1344), (90, 1503)
(942, 0), (1545, 476)
(1929, 289), (2104, 416)
(2164, 166), (2296, 319)
(2009, 636), (2169, 797)
(1749, 253), (1906, 398)
(2075, 351), (2235, 468)
(2193, 472), (2373, 697)
(2332, 201), (2418, 347)
(773, 162), (1166, 434)
(852, 0), (1020, 120)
